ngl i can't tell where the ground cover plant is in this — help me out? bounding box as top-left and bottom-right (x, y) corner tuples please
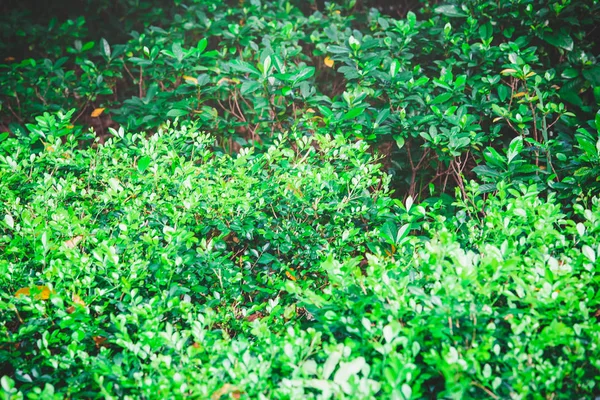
(1, 0), (600, 398)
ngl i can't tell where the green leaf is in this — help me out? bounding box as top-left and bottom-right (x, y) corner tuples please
(333, 357), (365, 385)
(241, 81), (261, 95)
(561, 68), (579, 79)
(543, 31), (574, 51)
(483, 147), (506, 167)
(595, 109), (600, 134)
(4, 214), (14, 229)
(431, 92), (453, 105)
(290, 66), (315, 83)
(583, 66), (600, 86)
(197, 38), (207, 54)
(434, 4), (467, 18)
(138, 156), (151, 173)
(82, 41), (94, 52)
(375, 108), (390, 126)
(342, 107), (365, 121)
(479, 23), (493, 41)
(166, 109), (188, 117)
(172, 43), (184, 62)
(497, 85), (509, 102)
(380, 221), (397, 244)
(228, 60), (261, 76)
(507, 136), (523, 164)
(262, 55), (272, 76)
(401, 384), (412, 400)
(100, 38), (111, 58)
(323, 351), (341, 380)
(393, 135), (405, 150)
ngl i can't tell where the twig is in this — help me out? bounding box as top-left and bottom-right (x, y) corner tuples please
(6, 102), (23, 123)
(139, 67), (144, 98)
(471, 381), (499, 399)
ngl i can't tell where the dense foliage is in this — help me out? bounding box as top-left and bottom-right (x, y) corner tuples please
(1, 0), (600, 398)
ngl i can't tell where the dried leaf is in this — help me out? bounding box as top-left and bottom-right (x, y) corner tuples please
(217, 77), (239, 86)
(246, 312), (263, 322)
(64, 235), (83, 249)
(324, 56), (334, 68)
(72, 294), (86, 307)
(93, 336), (107, 348)
(212, 384), (243, 400)
(91, 108), (105, 118)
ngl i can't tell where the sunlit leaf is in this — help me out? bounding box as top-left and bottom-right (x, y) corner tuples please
(4, 214), (14, 229)
(64, 235), (83, 249)
(183, 75), (198, 85)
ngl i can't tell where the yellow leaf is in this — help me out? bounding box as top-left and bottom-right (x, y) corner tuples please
(217, 77), (239, 85)
(285, 271), (297, 281)
(513, 92), (527, 98)
(64, 235), (83, 249)
(306, 108), (316, 113)
(91, 108), (105, 117)
(5, 56), (15, 62)
(15, 285), (53, 300)
(183, 75), (198, 85)
(500, 68), (517, 75)
(493, 117), (503, 123)
(324, 56), (334, 68)
(14, 287), (30, 297)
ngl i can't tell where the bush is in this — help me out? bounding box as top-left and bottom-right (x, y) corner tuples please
(2, 0), (598, 197)
(0, 115), (393, 397)
(2, 0), (600, 398)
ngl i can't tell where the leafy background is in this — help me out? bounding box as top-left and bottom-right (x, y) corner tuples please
(1, 0), (600, 398)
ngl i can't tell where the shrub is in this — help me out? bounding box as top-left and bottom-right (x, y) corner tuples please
(0, 115), (392, 397)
